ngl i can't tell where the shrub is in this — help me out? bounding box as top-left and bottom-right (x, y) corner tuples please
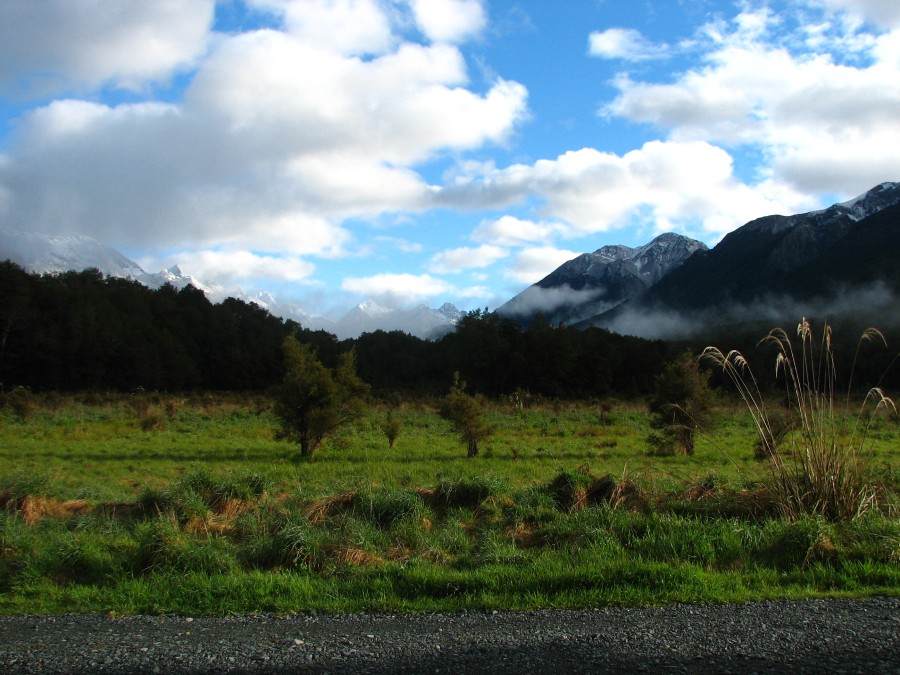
(7, 387), (35, 421)
(439, 373), (493, 458)
(647, 352), (715, 456)
(272, 337), (369, 459)
(704, 319), (896, 521)
(380, 410), (403, 448)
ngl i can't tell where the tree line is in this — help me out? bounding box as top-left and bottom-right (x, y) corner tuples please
(0, 262), (671, 398)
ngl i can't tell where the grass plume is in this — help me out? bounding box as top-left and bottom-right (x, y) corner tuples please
(704, 318), (896, 521)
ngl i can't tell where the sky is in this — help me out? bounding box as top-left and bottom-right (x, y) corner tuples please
(0, 0), (899, 318)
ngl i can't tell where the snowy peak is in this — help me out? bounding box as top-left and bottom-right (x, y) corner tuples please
(332, 301), (461, 340)
(0, 229), (146, 279)
(353, 300), (393, 318)
(838, 181), (900, 219)
(592, 244), (635, 263)
(497, 232), (706, 326)
(629, 232), (708, 281)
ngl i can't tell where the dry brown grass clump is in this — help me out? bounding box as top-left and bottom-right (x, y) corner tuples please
(303, 492), (357, 524)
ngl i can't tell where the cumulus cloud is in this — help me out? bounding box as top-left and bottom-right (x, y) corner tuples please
(342, 272), (455, 304)
(441, 140), (811, 240)
(822, 0), (900, 29)
(144, 250), (316, 284)
(409, 0), (486, 43)
(604, 6), (900, 195)
(0, 0), (213, 95)
(429, 244), (507, 273)
(265, 0), (395, 55)
(588, 28), (668, 61)
(0, 2), (528, 291)
(472, 215), (570, 246)
(506, 247), (579, 284)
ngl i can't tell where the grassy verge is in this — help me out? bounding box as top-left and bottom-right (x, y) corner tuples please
(0, 394), (897, 614)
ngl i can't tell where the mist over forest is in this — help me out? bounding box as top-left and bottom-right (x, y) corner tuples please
(2, 261), (896, 399)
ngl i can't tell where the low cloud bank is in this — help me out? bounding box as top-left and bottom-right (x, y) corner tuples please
(601, 282), (898, 340)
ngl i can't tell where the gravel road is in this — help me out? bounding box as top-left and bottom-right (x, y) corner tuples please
(0, 597), (896, 674)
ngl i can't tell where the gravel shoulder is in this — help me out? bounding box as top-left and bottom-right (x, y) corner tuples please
(0, 597), (897, 674)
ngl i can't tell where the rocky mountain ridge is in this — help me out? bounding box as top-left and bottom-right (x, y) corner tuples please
(587, 181), (900, 337)
(498, 232), (708, 327)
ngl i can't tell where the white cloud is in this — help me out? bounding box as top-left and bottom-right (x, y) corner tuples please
(472, 215), (569, 246)
(506, 247), (579, 285)
(822, 0), (900, 29)
(0, 11), (528, 270)
(375, 236), (425, 253)
(277, 0), (395, 55)
(429, 244), (507, 273)
(441, 141), (810, 240)
(455, 285), (493, 299)
(188, 32), (526, 166)
(409, 0), (486, 43)
(147, 250), (316, 284)
(342, 273), (454, 303)
(588, 28), (668, 61)
(604, 7), (900, 195)
(0, 0), (213, 94)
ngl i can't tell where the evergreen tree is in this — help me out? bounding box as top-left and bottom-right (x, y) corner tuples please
(272, 336), (369, 458)
(439, 372), (493, 458)
(647, 352), (715, 455)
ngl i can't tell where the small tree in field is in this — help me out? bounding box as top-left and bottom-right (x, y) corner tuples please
(380, 410), (403, 448)
(647, 351), (715, 455)
(439, 373), (492, 458)
(273, 336), (369, 459)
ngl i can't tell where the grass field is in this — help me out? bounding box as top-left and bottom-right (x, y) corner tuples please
(0, 393), (897, 615)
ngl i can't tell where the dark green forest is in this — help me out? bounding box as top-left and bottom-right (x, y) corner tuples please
(0, 262), (671, 398)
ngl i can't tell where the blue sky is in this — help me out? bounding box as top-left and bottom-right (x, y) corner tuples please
(1, 0), (899, 317)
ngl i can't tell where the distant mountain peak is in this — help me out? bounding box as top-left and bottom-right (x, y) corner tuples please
(498, 232), (706, 327)
(585, 180), (900, 338)
(0, 229), (462, 340)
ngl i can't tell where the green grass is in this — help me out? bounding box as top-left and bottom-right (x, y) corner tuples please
(0, 393), (897, 615)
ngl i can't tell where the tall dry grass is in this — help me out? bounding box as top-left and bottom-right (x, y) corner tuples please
(703, 318), (896, 521)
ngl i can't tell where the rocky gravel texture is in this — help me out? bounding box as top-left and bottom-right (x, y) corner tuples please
(0, 597), (897, 674)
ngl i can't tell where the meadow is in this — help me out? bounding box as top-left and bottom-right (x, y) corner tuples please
(0, 392), (898, 615)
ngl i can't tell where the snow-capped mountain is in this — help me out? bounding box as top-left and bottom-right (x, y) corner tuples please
(498, 232), (707, 327)
(332, 300), (460, 340)
(0, 230), (145, 280)
(0, 229), (207, 292)
(0, 228), (460, 340)
(585, 181), (900, 337)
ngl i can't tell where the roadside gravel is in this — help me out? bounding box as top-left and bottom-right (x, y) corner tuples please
(0, 597), (897, 674)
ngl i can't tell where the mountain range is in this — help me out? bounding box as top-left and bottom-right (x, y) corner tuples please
(497, 232), (708, 327)
(2, 181), (898, 341)
(0, 229), (460, 340)
(502, 181), (900, 338)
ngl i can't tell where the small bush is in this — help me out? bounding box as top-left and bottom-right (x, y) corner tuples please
(128, 393), (152, 418)
(381, 411), (403, 448)
(7, 387), (35, 421)
(647, 352), (715, 455)
(439, 373), (493, 458)
(140, 414), (164, 432)
(164, 399), (180, 420)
